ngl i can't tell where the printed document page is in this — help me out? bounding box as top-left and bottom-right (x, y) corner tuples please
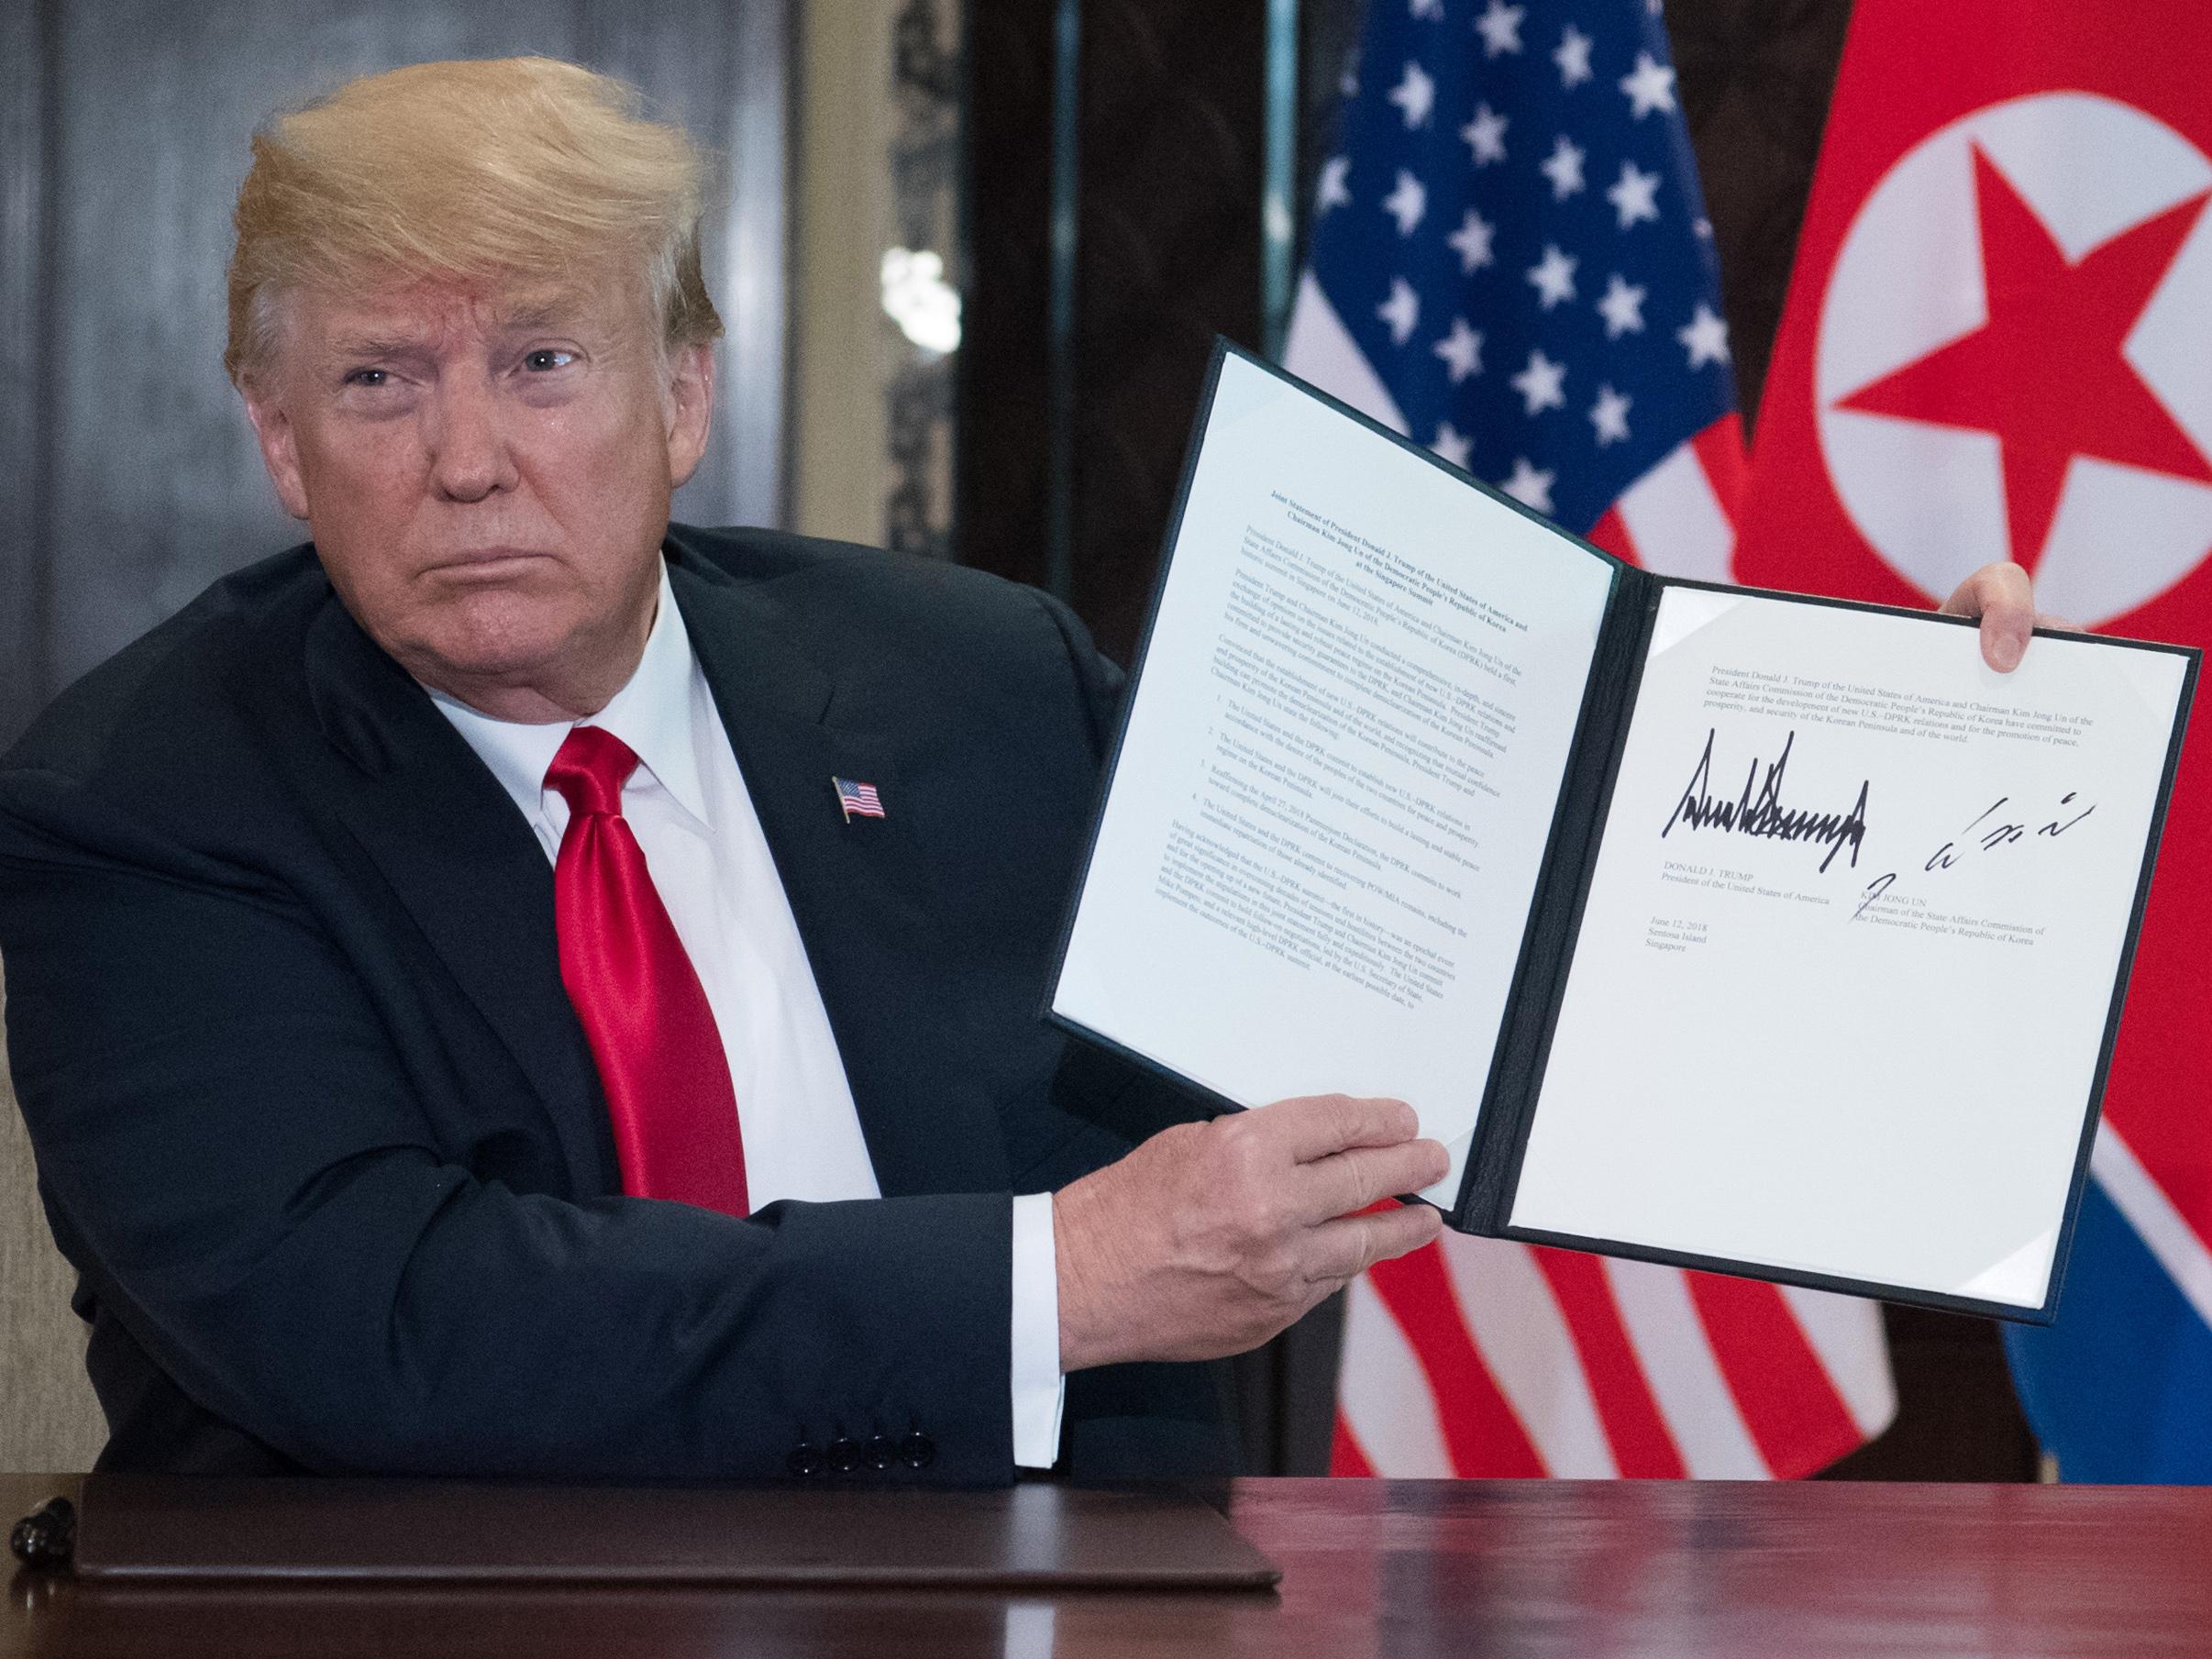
(1511, 588), (2187, 1307)
(1052, 351), (1614, 1198)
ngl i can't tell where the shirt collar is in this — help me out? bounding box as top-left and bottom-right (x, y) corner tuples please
(427, 561), (711, 829)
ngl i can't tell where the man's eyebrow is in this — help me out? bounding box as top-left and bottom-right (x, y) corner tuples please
(499, 303), (578, 333)
(318, 303), (592, 361)
(323, 333), (436, 361)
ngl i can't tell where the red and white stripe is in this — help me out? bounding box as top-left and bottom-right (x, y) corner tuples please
(1332, 1233), (1897, 1478)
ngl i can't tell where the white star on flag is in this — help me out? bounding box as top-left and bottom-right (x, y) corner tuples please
(1382, 169), (1428, 235)
(1461, 103), (1509, 166)
(1446, 208), (1497, 272)
(1388, 60), (1436, 128)
(1433, 316), (1484, 382)
(1539, 135), (1592, 201)
(1596, 273), (1647, 337)
(1620, 50), (1677, 117)
(1526, 243), (1578, 309)
(1475, 0), (1525, 57)
(1607, 159), (1662, 228)
(1540, 134), (1587, 200)
(1510, 348), (1566, 415)
(1315, 155), (1352, 215)
(1677, 302), (1731, 368)
(1500, 457), (1557, 514)
(1410, 0), (1444, 18)
(1431, 423), (1473, 467)
(1554, 25), (1594, 87)
(1377, 277), (1421, 345)
(1589, 384), (1632, 445)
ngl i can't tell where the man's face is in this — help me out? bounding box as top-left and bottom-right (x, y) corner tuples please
(243, 271), (713, 719)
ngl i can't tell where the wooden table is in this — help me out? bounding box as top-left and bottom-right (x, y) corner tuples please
(6, 1473), (2210, 1656)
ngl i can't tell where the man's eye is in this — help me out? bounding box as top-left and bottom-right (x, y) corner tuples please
(524, 349), (576, 372)
(342, 368), (389, 389)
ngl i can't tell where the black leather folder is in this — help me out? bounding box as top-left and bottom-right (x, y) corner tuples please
(65, 1477), (1280, 1588)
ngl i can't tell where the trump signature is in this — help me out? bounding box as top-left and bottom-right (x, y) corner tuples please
(1660, 727), (1870, 874)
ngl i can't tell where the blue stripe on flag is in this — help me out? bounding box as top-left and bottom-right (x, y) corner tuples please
(2004, 1177), (2212, 1483)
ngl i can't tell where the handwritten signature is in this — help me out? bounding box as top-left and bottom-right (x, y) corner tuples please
(1853, 793), (2096, 919)
(1661, 728), (1870, 874)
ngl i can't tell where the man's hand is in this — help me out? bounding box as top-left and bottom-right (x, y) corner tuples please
(1939, 561), (2076, 672)
(1052, 1094), (1448, 1372)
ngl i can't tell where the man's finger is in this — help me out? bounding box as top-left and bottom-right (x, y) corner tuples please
(1937, 560), (2032, 619)
(1978, 606), (2032, 673)
(1256, 1093), (1421, 1164)
(1938, 561), (2034, 672)
(1306, 1202), (1444, 1283)
(1292, 1136), (1452, 1223)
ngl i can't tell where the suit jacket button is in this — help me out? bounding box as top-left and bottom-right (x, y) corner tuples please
(901, 1431), (935, 1470)
(866, 1434), (899, 1472)
(826, 1435), (860, 1475)
(787, 1443), (824, 1477)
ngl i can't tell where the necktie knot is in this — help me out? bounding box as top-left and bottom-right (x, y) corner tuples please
(546, 724), (639, 819)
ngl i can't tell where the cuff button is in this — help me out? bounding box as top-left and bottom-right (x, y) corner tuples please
(901, 1430), (936, 1470)
(866, 1434), (899, 1472)
(787, 1443), (824, 1477)
(826, 1435), (860, 1475)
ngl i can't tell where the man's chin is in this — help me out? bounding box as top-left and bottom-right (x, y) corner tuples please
(388, 612), (588, 710)
(349, 575), (653, 718)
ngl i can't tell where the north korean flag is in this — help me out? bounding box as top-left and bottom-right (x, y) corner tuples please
(1735, 0), (2212, 1479)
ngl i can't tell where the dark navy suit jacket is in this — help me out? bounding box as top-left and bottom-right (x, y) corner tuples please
(0, 525), (1229, 1483)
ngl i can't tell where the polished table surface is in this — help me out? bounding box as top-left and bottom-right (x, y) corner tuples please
(6, 1472), (2211, 1656)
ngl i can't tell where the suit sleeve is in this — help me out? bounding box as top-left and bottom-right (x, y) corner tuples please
(1023, 586), (1125, 761)
(0, 776), (1019, 1483)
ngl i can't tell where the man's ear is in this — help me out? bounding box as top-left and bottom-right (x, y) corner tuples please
(242, 382), (313, 522)
(664, 341), (715, 490)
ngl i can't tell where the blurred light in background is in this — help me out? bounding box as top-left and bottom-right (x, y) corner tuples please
(880, 247), (962, 356)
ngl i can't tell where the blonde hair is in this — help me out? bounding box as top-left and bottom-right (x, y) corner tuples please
(226, 56), (723, 385)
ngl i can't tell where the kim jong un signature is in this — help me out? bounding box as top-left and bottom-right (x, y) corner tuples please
(1853, 791), (2096, 920)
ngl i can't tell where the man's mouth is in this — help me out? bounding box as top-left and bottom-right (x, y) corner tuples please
(427, 547), (549, 579)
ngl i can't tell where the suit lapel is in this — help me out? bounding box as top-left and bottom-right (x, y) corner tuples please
(297, 547), (1011, 1202)
(669, 554), (1012, 1199)
(300, 598), (616, 1190)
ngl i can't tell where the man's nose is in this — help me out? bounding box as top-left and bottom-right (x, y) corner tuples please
(425, 372), (520, 503)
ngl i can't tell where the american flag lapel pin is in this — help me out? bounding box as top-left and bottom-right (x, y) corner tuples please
(833, 777), (886, 822)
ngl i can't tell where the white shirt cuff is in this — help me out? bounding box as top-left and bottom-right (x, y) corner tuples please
(1010, 1190), (1067, 1469)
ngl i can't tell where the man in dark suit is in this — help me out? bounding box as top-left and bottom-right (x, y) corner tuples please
(0, 57), (1450, 1481)
(0, 55), (2046, 1487)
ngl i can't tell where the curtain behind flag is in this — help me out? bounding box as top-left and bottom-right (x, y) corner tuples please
(1733, 0), (2212, 1483)
(1286, 0), (1895, 1478)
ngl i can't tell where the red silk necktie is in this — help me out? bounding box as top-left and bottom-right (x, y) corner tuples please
(546, 724), (749, 1217)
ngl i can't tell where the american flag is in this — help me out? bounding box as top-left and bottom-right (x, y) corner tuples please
(1286, 0), (1897, 1477)
(834, 778), (885, 821)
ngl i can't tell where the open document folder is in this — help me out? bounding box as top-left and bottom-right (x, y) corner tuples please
(1048, 341), (2195, 1322)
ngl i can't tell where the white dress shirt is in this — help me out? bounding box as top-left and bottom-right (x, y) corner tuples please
(429, 565), (1066, 1467)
